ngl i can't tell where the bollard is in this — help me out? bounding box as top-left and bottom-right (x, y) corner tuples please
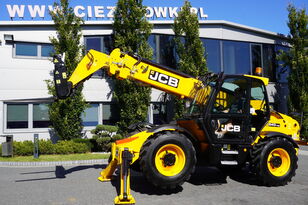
(34, 134), (39, 159)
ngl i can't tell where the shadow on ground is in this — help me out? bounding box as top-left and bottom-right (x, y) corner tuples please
(109, 165), (261, 197)
(15, 164), (106, 182)
(15, 164), (261, 193)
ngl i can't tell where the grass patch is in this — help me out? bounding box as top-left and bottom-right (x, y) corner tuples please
(0, 153), (110, 162)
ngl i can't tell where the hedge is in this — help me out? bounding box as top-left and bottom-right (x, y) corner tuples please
(0, 139), (90, 156)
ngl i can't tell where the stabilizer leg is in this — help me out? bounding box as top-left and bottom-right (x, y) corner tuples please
(114, 148), (135, 205)
(98, 158), (118, 182)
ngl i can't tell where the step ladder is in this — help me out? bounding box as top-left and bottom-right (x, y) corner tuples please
(220, 149), (239, 165)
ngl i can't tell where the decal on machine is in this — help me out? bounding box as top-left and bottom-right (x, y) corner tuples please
(268, 123), (280, 127)
(220, 124), (241, 132)
(149, 70), (179, 88)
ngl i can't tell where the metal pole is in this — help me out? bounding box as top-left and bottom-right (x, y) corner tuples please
(34, 134), (39, 159)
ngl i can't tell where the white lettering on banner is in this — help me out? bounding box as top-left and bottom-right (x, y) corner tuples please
(146, 7), (154, 18)
(154, 7), (167, 18)
(87, 6), (93, 18)
(94, 6), (104, 18)
(48, 5), (60, 14)
(74, 5), (85, 18)
(4, 5), (207, 20)
(107, 6), (115, 18)
(168, 7), (178, 18)
(28, 5), (45, 18)
(199, 8), (208, 18)
(6, 5), (25, 18)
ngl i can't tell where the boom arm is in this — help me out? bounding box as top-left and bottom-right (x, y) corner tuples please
(54, 48), (210, 103)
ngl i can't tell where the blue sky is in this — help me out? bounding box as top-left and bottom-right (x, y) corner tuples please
(0, 0), (307, 35)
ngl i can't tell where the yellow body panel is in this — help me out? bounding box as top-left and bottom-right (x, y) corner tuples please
(69, 50), (110, 86)
(244, 74), (269, 86)
(252, 111), (301, 145)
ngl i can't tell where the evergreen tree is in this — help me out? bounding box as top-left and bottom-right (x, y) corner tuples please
(113, 0), (153, 134)
(278, 4), (308, 139)
(172, 0), (208, 119)
(46, 0), (88, 140)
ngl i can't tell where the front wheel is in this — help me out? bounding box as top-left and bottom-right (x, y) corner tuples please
(252, 137), (298, 186)
(140, 131), (196, 189)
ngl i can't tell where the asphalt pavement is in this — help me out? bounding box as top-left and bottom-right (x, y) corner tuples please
(0, 148), (307, 205)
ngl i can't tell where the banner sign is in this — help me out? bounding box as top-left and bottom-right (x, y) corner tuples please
(1, 4), (208, 21)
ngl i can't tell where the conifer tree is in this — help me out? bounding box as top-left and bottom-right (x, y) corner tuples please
(172, 0), (208, 119)
(47, 0), (88, 140)
(113, 0), (153, 134)
(278, 4), (308, 139)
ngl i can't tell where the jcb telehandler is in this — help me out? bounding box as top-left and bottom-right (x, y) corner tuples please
(53, 48), (300, 205)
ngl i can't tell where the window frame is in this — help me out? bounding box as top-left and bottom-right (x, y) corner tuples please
(250, 43), (264, 76)
(3, 102), (51, 133)
(13, 41), (54, 60)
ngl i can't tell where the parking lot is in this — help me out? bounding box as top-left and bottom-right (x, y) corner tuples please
(0, 147), (307, 205)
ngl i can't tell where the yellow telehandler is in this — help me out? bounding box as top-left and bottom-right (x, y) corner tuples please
(53, 48), (300, 205)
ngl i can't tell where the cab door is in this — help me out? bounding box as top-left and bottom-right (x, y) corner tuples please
(206, 76), (252, 144)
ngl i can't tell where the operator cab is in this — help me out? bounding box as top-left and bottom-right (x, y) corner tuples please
(205, 74), (270, 144)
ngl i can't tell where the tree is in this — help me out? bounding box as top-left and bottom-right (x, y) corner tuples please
(278, 4), (308, 139)
(172, 0), (208, 119)
(112, 0), (153, 134)
(46, 0), (88, 140)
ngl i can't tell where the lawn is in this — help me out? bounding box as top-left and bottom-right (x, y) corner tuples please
(0, 153), (110, 162)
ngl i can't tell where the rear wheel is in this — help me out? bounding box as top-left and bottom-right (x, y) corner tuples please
(252, 137), (298, 186)
(140, 131), (196, 189)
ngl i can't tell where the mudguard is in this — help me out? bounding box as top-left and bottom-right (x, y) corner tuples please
(254, 131), (299, 148)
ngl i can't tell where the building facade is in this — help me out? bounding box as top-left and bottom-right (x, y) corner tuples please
(0, 20), (290, 142)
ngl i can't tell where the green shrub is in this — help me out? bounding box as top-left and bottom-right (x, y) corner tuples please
(91, 125), (123, 152)
(72, 138), (94, 151)
(39, 140), (55, 155)
(10, 140), (90, 156)
(13, 141), (34, 156)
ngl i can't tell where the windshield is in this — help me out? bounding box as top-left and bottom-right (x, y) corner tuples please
(184, 80), (216, 116)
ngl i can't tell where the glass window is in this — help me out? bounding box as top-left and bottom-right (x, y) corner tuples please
(86, 37), (101, 52)
(212, 77), (248, 114)
(251, 44), (263, 75)
(251, 80), (268, 112)
(201, 39), (221, 73)
(262, 44), (276, 82)
(158, 35), (177, 68)
(275, 45), (290, 83)
(41, 44), (54, 57)
(152, 102), (166, 125)
(223, 41), (250, 74)
(102, 35), (113, 54)
(103, 103), (120, 125)
(33, 104), (51, 128)
(15, 42), (37, 56)
(85, 36), (114, 77)
(7, 104), (28, 129)
(82, 104), (99, 126)
(148, 34), (157, 62)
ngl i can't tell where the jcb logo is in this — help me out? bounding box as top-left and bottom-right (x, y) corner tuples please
(221, 124), (241, 132)
(149, 70), (179, 88)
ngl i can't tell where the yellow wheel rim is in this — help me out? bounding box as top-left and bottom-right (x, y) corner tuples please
(267, 148), (291, 177)
(155, 144), (186, 177)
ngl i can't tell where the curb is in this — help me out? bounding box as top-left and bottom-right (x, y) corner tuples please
(0, 159), (108, 167)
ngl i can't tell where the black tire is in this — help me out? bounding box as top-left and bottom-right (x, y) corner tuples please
(252, 137), (298, 186)
(140, 131), (196, 189)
